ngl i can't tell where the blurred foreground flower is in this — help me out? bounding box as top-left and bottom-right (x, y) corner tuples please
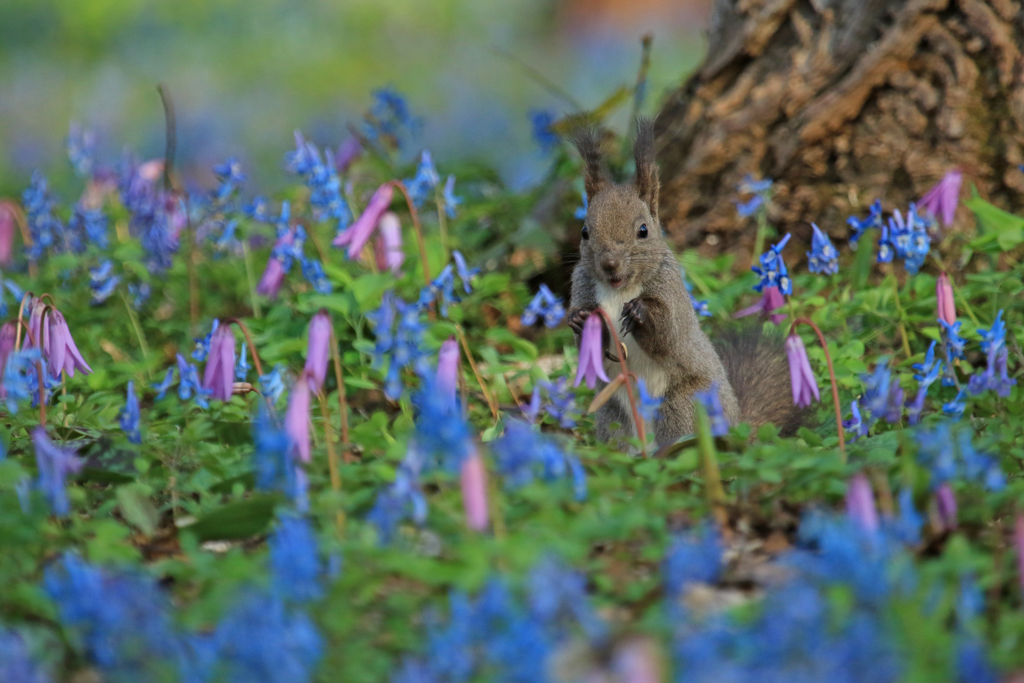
(694, 382), (729, 437)
(846, 473), (879, 534)
(119, 382), (141, 444)
(522, 284), (566, 328)
(460, 450), (490, 532)
(574, 314), (609, 390)
(333, 183), (393, 259)
(373, 211), (404, 275)
(33, 427), (83, 516)
(303, 312), (332, 392)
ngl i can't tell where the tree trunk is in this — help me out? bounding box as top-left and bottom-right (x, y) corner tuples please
(654, 0), (1024, 263)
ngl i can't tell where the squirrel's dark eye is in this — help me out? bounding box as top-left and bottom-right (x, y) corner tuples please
(638, 224), (648, 239)
(581, 225), (589, 240)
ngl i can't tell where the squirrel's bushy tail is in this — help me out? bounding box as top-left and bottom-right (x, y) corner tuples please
(711, 324), (809, 436)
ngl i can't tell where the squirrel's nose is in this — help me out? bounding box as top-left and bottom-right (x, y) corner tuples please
(600, 256), (620, 275)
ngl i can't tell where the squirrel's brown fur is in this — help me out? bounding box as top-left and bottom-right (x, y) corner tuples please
(567, 119), (806, 445)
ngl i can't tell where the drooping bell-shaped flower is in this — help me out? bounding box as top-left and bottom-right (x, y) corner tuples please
(44, 310), (92, 379)
(0, 201), (16, 266)
(285, 376), (312, 463)
(201, 323), (236, 402)
(436, 337), (460, 410)
(0, 322), (15, 372)
(918, 169), (962, 228)
(734, 285), (786, 325)
(937, 273), (956, 326)
(574, 314), (609, 389)
(257, 228), (295, 300)
(333, 183), (394, 259)
(460, 449), (489, 532)
(785, 333), (820, 407)
(304, 311), (332, 392)
(845, 472), (879, 534)
(936, 482), (958, 531)
(374, 211), (405, 276)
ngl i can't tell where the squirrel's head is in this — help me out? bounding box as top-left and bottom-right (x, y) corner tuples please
(572, 118), (663, 291)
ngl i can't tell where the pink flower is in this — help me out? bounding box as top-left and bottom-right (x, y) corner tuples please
(202, 323), (236, 402)
(285, 376), (312, 463)
(27, 299), (45, 349)
(257, 229), (295, 300)
(785, 333), (820, 407)
(937, 273), (956, 326)
(734, 285), (786, 325)
(374, 211), (405, 275)
(845, 473), (879, 533)
(936, 482), (957, 531)
(918, 169), (962, 228)
(304, 311), (332, 392)
(0, 201), (16, 266)
(335, 137), (362, 174)
(437, 337), (460, 409)
(44, 310), (92, 379)
(0, 322), (15, 369)
(460, 450), (489, 532)
(333, 183), (394, 259)
(574, 313), (610, 389)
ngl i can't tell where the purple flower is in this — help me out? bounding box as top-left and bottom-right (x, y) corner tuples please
(258, 228), (295, 300)
(303, 311), (332, 392)
(937, 273), (956, 325)
(44, 310), (92, 379)
(918, 169), (962, 228)
(936, 482), (957, 531)
(0, 321), (15, 371)
(574, 314), (609, 389)
(734, 285), (786, 325)
(436, 337), (460, 410)
(785, 333), (820, 407)
(846, 473), (879, 534)
(373, 211), (404, 275)
(0, 201), (16, 266)
(335, 136), (362, 174)
(460, 449), (489, 532)
(286, 377), (311, 463)
(201, 323), (236, 402)
(334, 183), (393, 258)
(33, 427), (83, 516)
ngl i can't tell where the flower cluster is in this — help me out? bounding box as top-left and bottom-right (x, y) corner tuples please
(806, 223), (839, 275)
(521, 284), (565, 328)
(877, 204), (932, 274)
(968, 309), (1016, 398)
(916, 423), (1005, 492)
(491, 420), (586, 501)
(525, 377), (578, 428)
(361, 87), (422, 152)
(284, 130), (352, 236)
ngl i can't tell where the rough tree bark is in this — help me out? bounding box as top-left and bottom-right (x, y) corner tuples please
(654, 0), (1024, 263)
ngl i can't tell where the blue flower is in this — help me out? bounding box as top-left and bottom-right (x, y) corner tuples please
(32, 428), (83, 516)
(417, 263), (461, 317)
(751, 233), (792, 295)
(530, 377), (577, 428)
(694, 382), (729, 436)
(574, 190), (588, 220)
(367, 447), (428, 543)
(877, 224), (894, 263)
(68, 205), (109, 250)
(682, 271), (711, 317)
(527, 556), (606, 641)
(443, 175), (462, 219)
(284, 132), (352, 234)
(847, 199), (883, 247)
(22, 171), (65, 261)
(413, 375), (473, 472)
(235, 343), (250, 381)
(521, 284), (565, 328)
(259, 365), (287, 405)
(119, 381), (141, 444)
(529, 109), (559, 153)
(939, 319), (967, 361)
(860, 359), (892, 425)
(253, 405), (298, 499)
(452, 250), (479, 294)
(368, 292), (427, 400)
(404, 150), (441, 208)
(269, 515), (324, 602)
(89, 260), (120, 305)
(734, 175), (772, 217)
(299, 257), (332, 294)
(663, 523), (722, 598)
(907, 343), (943, 424)
(636, 379), (662, 422)
(977, 309), (1007, 355)
(66, 123), (96, 177)
(212, 157), (245, 203)
(363, 87), (422, 151)
(245, 195), (271, 222)
(491, 420), (586, 500)
(192, 319), (220, 362)
(176, 354), (212, 409)
(807, 223), (839, 275)
(0, 627), (52, 683)
(152, 368), (176, 400)
(843, 399), (869, 442)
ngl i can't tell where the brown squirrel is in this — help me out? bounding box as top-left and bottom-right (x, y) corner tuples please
(567, 119), (805, 445)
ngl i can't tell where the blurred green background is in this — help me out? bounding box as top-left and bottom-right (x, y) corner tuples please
(0, 0), (708, 196)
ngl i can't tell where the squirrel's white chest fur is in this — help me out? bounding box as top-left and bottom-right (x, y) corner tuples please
(596, 282), (669, 435)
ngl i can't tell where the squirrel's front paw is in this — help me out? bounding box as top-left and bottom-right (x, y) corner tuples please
(620, 298), (647, 337)
(567, 307), (595, 335)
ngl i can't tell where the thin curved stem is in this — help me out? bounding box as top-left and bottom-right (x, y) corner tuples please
(317, 391), (345, 535)
(455, 324), (499, 423)
(388, 180), (431, 286)
(0, 200), (37, 279)
(15, 292), (33, 351)
(224, 318), (265, 377)
(327, 324), (351, 461)
(791, 317), (846, 460)
(591, 308), (648, 457)
(157, 84), (177, 192)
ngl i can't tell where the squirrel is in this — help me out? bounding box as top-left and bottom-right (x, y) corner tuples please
(567, 119), (805, 445)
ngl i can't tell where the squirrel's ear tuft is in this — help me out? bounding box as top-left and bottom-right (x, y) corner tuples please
(570, 127), (609, 200)
(633, 117), (660, 222)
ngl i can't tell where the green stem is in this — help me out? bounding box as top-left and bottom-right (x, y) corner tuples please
(120, 291), (151, 373)
(695, 403), (727, 523)
(434, 185), (449, 264)
(890, 273), (912, 360)
(241, 239), (262, 319)
(752, 207), (769, 265)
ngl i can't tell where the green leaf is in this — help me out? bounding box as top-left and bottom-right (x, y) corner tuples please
(116, 483), (159, 536)
(185, 494), (281, 542)
(964, 196), (1024, 252)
